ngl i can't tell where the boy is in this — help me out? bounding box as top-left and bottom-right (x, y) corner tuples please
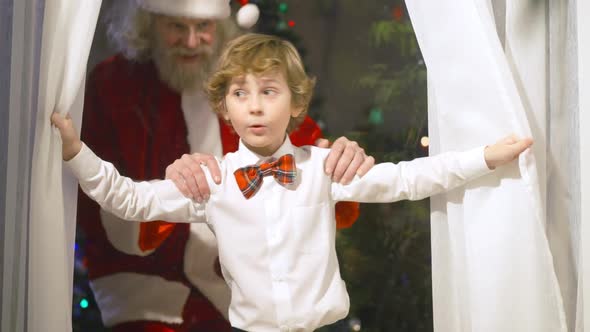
(52, 33), (532, 332)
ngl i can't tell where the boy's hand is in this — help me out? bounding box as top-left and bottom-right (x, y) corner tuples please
(50, 112), (82, 161)
(484, 134), (533, 169)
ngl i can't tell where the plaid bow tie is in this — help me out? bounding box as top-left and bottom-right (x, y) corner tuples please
(234, 154), (297, 199)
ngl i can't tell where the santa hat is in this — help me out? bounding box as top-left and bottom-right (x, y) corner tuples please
(137, 0), (259, 29)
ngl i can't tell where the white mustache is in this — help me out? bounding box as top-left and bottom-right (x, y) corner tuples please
(170, 46), (213, 57)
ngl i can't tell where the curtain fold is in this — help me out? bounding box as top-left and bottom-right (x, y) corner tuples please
(2, 1), (40, 331)
(406, 0), (566, 330)
(28, 2), (101, 331)
(576, 1), (590, 330)
(546, 1), (580, 330)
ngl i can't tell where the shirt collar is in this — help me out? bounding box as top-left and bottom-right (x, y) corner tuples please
(237, 135), (295, 166)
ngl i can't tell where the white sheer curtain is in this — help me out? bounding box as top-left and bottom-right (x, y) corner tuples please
(2, 1), (42, 331)
(28, 1), (101, 331)
(545, 1), (580, 330)
(577, 0), (590, 330)
(405, 0), (581, 330)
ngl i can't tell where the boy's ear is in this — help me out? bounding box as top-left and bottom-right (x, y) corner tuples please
(291, 105), (304, 118)
(219, 101), (231, 123)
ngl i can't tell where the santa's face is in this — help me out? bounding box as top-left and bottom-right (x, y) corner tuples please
(152, 15), (218, 92)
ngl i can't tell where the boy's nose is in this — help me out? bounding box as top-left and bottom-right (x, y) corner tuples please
(248, 95), (263, 114)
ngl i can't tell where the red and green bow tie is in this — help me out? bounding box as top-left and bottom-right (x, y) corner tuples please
(234, 154), (297, 199)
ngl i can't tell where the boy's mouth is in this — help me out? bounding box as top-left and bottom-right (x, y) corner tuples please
(248, 125), (267, 134)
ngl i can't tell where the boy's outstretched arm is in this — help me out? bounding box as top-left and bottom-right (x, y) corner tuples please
(484, 134), (534, 169)
(331, 134), (533, 204)
(51, 111), (207, 223)
(51, 112), (82, 161)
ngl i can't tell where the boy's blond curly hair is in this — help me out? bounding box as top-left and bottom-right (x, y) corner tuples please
(206, 33), (316, 133)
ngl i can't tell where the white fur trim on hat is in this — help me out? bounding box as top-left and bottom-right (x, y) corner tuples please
(138, 0), (231, 19)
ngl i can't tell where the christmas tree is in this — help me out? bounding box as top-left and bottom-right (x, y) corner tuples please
(333, 2), (432, 331)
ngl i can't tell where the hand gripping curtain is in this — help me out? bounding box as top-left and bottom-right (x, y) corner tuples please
(406, 1), (566, 331)
(29, 1), (101, 331)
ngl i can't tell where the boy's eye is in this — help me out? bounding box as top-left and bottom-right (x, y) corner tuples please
(233, 90), (246, 97)
(263, 89), (277, 95)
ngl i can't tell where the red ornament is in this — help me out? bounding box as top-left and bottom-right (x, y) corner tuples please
(392, 5), (404, 22)
(238, 0), (249, 6)
(288, 20), (295, 27)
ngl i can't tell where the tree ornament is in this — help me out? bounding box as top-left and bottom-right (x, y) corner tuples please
(392, 5), (404, 22)
(368, 107), (384, 125)
(276, 20), (287, 30)
(279, 2), (288, 13)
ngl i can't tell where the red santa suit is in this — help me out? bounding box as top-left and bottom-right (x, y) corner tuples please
(78, 54), (359, 331)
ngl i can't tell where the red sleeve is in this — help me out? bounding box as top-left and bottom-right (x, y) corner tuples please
(77, 60), (177, 253)
(289, 116), (323, 146)
(77, 63), (119, 253)
(289, 116), (360, 229)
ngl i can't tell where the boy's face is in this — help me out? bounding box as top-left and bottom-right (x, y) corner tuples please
(224, 71), (303, 156)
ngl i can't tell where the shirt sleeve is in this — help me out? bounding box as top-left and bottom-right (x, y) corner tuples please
(66, 143), (208, 223)
(331, 146), (493, 203)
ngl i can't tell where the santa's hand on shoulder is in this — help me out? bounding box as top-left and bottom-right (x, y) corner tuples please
(166, 153), (221, 203)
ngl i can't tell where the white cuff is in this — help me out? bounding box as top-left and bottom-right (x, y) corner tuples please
(66, 143), (102, 180)
(457, 146), (493, 180)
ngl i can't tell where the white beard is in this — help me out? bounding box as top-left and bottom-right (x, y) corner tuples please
(151, 40), (215, 93)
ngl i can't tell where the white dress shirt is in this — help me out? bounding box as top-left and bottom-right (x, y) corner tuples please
(67, 136), (491, 332)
